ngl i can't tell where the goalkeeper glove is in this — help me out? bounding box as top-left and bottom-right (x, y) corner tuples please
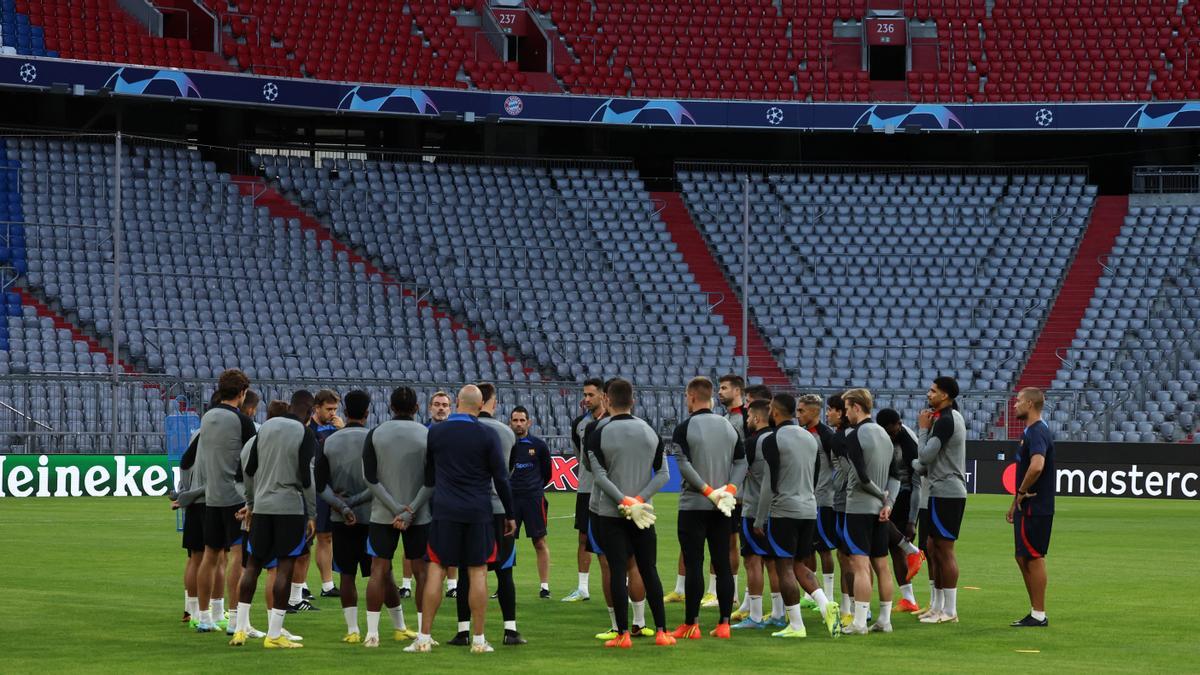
(702, 485), (736, 517)
(629, 501), (656, 529)
(618, 495), (643, 520)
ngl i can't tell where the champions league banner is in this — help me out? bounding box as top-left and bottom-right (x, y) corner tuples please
(5, 54), (1200, 132)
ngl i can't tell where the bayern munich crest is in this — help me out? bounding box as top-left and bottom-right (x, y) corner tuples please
(504, 95), (524, 116)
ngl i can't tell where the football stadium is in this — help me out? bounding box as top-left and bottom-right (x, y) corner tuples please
(1, 0), (1199, 672)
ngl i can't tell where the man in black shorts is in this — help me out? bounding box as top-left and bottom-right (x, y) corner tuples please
(840, 389), (901, 635)
(916, 376), (968, 624)
(731, 399), (782, 629)
(564, 378), (605, 603)
(410, 385), (515, 654)
(195, 369), (257, 633)
(316, 390), (375, 644)
(877, 408), (926, 614)
(797, 394), (838, 608)
(1008, 387), (1055, 628)
(229, 390), (317, 649)
(363, 386), (430, 648)
(509, 406), (553, 598)
(172, 431), (206, 625)
(752, 394), (840, 639)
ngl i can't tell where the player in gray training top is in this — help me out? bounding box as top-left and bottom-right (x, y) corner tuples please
(362, 386), (430, 648)
(229, 390), (318, 649)
(752, 393), (841, 640)
(730, 399), (784, 630)
(451, 382), (525, 647)
(671, 376), (746, 638)
(315, 390), (375, 644)
(916, 376), (967, 625)
(840, 389), (901, 636)
(564, 378), (605, 603)
(585, 378), (674, 649)
(796, 393), (839, 608)
(195, 369), (257, 633)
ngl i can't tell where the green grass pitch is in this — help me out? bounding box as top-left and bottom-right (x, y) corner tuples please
(1, 493), (1197, 673)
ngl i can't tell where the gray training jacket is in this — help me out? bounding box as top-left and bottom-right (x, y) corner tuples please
(480, 413), (517, 515)
(844, 421), (901, 516)
(917, 408), (968, 498)
(741, 428), (772, 517)
(198, 404), (257, 508)
(316, 425), (373, 524)
(754, 421), (819, 525)
(672, 409), (747, 512)
(570, 412), (595, 493)
(585, 413), (670, 518)
(242, 415), (317, 517)
(362, 419), (432, 527)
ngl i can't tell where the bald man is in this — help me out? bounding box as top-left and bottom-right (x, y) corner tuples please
(408, 386), (516, 654)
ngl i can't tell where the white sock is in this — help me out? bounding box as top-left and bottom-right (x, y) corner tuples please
(943, 588), (957, 616)
(607, 606), (617, 631)
(1031, 608), (1046, 621)
(786, 603), (804, 631)
(267, 608), (286, 639)
(879, 600), (893, 625)
(632, 600), (646, 627)
(417, 632), (431, 643)
(822, 574), (834, 599)
(402, 577), (412, 591)
(840, 593), (852, 616)
(901, 539), (920, 555)
(236, 602), (252, 633)
(472, 634), (486, 646)
(289, 583), (303, 605)
(417, 612), (423, 630)
(186, 596), (199, 616)
(928, 580), (936, 605)
(457, 620), (470, 633)
(302, 582), (310, 592)
(769, 593), (784, 618)
(674, 574), (686, 595)
(900, 584), (916, 604)
(749, 595), (763, 622)
(211, 598), (224, 620)
(322, 581), (335, 593)
(446, 579), (458, 591)
(183, 589), (189, 611)
(387, 604), (405, 630)
(578, 572), (589, 593)
(731, 576), (738, 604)
(931, 588), (943, 613)
(366, 611), (381, 639)
(227, 605), (238, 631)
(540, 582), (550, 592)
(504, 620), (517, 631)
(811, 589), (830, 615)
(707, 574), (717, 595)
(343, 606), (359, 634)
(737, 589), (751, 613)
(853, 601), (870, 629)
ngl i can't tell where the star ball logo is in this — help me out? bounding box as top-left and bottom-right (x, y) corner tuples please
(503, 95), (524, 116)
(18, 62), (37, 83)
(262, 82), (279, 102)
(1035, 108), (1053, 127)
(765, 106), (784, 125)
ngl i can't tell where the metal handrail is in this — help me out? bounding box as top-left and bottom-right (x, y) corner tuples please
(0, 399), (53, 431)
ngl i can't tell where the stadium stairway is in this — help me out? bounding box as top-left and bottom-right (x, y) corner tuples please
(231, 176), (537, 377)
(651, 191), (790, 387)
(10, 286), (138, 374)
(1007, 194), (1129, 436)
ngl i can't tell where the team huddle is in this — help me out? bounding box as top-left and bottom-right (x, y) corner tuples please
(170, 367), (1056, 652)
